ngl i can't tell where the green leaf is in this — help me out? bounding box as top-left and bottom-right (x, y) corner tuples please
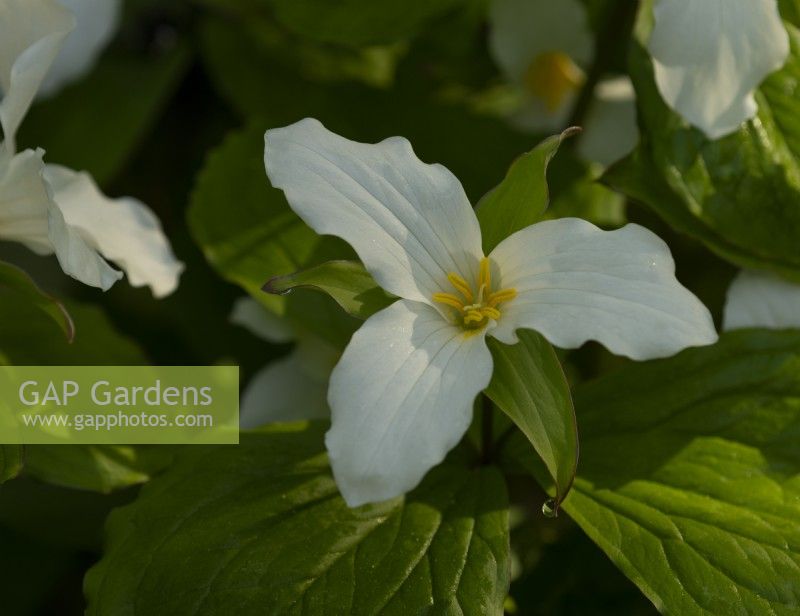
(85, 423), (510, 615)
(0, 299), (144, 366)
(188, 125), (359, 347)
(0, 261), (73, 342)
(23, 446), (174, 494)
(517, 330), (800, 614)
(604, 14), (800, 281)
(486, 330), (578, 511)
(264, 0), (463, 47)
(0, 445), (23, 484)
(265, 260), (395, 320)
(780, 0), (800, 27)
(20, 42), (190, 185)
(477, 128), (578, 253)
(189, 125), (320, 313)
(0, 294), (171, 493)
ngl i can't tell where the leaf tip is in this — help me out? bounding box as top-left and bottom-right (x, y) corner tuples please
(262, 275), (291, 296)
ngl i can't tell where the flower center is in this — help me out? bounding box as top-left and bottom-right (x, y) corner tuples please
(523, 51), (584, 113)
(432, 257), (517, 331)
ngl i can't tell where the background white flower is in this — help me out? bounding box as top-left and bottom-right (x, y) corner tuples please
(723, 270), (800, 331)
(0, 0), (183, 296)
(649, 0), (790, 139)
(230, 297), (337, 427)
(488, 0), (638, 165)
(264, 118), (717, 507)
(39, 0), (122, 98)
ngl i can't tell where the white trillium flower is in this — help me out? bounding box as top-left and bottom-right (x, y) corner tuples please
(649, 0), (790, 139)
(39, 0), (122, 98)
(0, 0), (183, 296)
(723, 270), (800, 331)
(230, 297), (337, 427)
(488, 0), (638, 165)
(264, 118), (718, 507)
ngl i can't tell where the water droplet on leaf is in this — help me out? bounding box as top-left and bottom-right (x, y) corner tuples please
(542, 498), (559, 518)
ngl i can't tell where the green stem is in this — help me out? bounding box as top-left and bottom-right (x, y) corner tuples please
(566, 0), (640, 131)
(481, 396), (493, 464)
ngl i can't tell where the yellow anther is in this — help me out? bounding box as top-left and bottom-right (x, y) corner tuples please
(464, 310), (485, 325)
(482, 306), (501, 320)
(433, 260), (517, 331)
(488, 288), (518, 308)
(446, 272), (474, 302)
(479, 257), (492, 290)
(433, 293), (466, 311)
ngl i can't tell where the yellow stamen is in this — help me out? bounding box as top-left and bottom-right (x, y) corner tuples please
(432, 258), (517, 332)
(479, 257), (492, 291)
(487, 288), (517, 308)
(446, 272), (474, 302)
(523, 51), (585, 113)
(464, 310), (485, 325)
(482, 306), (501, 320)
(433, 293), (466, 311)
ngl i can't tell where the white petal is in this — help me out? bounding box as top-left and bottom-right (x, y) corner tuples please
(46, 191), (122, 290)
(240, 341), (337, 428)
(230, 297), (295, 344)
(488, 0), (593, 84)
(0, 148), (120, 289)
(38, 0), (122, 98)
(0, 0), (74, 150)
(577, 77), (639, 166)
(0, 148), (52, 252)
(723, 270), (800, 331)
(326, 299), (493, 507)
(649, 0), (789, 139)
(489, 218), (718, 360)
(264, 118), (484, 306)
(44, 165), (184, 297)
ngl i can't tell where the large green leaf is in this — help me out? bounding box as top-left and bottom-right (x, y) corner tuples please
(85, 423), (510, 615)
(0, 446), (22, 484)
(604, 10), (800, 281)
(20, 42), (190, 185)
(486, 331), (578, 512)
(265, 260), (395, 320)
(0, 261), (73, 342)
(510, 331), (800, 614)
(477, 129), (578, 253)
